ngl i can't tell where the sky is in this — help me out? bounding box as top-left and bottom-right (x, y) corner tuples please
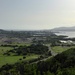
(0, 0), (75, 30)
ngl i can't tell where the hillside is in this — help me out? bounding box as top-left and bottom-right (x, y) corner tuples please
(37, 48), (75, 75)
(51, 26), (75, 32)
(0, 48), (75, 75)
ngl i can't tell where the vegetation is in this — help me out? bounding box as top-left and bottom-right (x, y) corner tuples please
(0, 54), (39, 67)
(4, 44), (49, 56)
(0, 48), (75, 75)
(0, 30), (75, 75)
(0, 43), (51, 67)
(52, 46), (75, 53)
(0, 47), (13, 56)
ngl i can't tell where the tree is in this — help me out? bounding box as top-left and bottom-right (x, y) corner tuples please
(46, 71), (54, 75)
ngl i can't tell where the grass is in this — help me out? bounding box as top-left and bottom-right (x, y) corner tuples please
(0, 43), (31, 56)
(0, 54), (39, 67)
(52, 46), (75, 53)
(0, 56), (23, 67)
(0, 43), (31, 55)
(10, 42), (31, 46)
(0, 43), (31, 54)
(0, 45), (39, 67)
(0, 47), (13, 56)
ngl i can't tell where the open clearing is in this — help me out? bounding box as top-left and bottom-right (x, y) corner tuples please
(0, 54), (39, 67)
(0, 47), (13, 56)
(0, 45), (75, 68)
(0, 45), (39, 67)
(52, 46), (75, 53)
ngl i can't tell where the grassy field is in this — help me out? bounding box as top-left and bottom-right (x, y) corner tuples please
(0, 43), (31, 56)
(10, 42), (31, 46)
(52, 46), (75, 53)
(0, 45), (39, 67)
(1, 44), (75, 68)
(0, 54), (39, 67)
(0, 47), (13, 56)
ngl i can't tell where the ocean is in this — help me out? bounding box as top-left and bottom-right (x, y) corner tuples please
(55, 31), (75, 38)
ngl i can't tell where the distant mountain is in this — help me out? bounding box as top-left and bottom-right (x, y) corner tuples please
(0, 29), (4, 31)
(51, 26), (75, 32)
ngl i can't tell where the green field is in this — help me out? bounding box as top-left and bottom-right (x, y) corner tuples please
(0, 54), (39, 67)
(10, 42), (31, 46)
(0, 47), (13, 56)
(0, 43), (31, 55)
(0, 45), (39, 67)
(1, 45), (75, 68)
(52, 46), (75, 53)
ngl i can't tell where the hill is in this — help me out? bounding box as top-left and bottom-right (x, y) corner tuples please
(51, 26), (75, 32)
(37, 48), (75, 75)
(0, 48), (75, 75)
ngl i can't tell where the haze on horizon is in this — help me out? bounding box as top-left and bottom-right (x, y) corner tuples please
(0, 0), (75, 30)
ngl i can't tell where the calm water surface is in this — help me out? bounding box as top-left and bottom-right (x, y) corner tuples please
(55, 31), (75, 38)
